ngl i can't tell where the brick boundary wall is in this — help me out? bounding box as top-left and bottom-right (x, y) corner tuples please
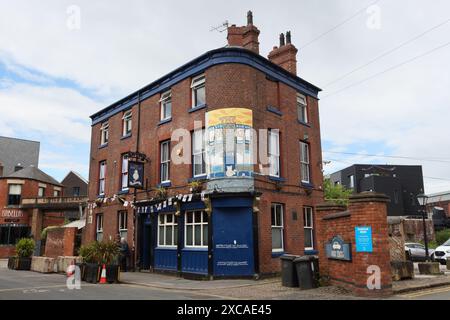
(44, 227), (77, 258)
(316, 192), (393, 297)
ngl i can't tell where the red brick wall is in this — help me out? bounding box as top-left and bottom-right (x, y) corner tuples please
(315, 193), (393, 297)
(85, 62), (324, 274)
(44, 227), (77, 258)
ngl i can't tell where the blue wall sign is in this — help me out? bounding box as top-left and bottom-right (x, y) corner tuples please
(325, 236), (352, 261)
(355, 226), (373, 253)
(128, 161), (144, 189)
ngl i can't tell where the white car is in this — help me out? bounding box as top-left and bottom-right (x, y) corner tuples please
(433, 239), (450, 265)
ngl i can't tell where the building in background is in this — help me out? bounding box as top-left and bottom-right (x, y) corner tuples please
(0, 136), (40, 177)
(330, 164), (424, 217)
(84, 12), (324, 278)
(427, 191), (450, 230)
(61, 171), (88, 197)
(0, 166), (65, 257)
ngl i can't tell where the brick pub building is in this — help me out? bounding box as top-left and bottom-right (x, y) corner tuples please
(84, 12), (324, 278)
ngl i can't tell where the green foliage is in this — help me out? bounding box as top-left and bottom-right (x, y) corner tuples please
(15, 238), (35, 258)
(153, 186), (167, 199)
(435, 229), (450, 246)
(188, 180), (203, 193)
(323, 178), (352, 205)
(79, 241), (120, 265)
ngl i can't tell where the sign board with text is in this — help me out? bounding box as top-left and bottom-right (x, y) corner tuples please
(355, 226), (373, 253)
(325, 236), (352, 261)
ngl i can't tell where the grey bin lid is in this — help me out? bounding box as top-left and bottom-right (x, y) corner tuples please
(280, 254), (299, 261)
(294, 256), (312, 262)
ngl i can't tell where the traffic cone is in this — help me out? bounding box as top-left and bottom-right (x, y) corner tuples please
(99, 264), (107, 284)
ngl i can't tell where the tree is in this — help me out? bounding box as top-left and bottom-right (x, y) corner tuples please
(323, 178), (352, 205)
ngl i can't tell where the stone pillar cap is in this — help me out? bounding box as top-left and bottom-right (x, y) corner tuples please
(349, 192), (390, 203)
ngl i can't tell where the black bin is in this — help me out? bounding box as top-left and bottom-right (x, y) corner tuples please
(280, 255), (299, 287)
(294, 256), (319, 290)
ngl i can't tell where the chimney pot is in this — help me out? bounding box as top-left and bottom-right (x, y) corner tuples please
(279, 33), (285, 47)
(286, 31), (292, 44)
(247, 11), (253, 25)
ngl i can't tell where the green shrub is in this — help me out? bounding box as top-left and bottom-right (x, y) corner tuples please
(15, 238), (35, 258)
(79, 241), (120, 265)
(435, 229), (450, 246)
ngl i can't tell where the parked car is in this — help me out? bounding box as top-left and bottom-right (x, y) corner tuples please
(405, 243), (435, 262)
(432, 239), (450, 265)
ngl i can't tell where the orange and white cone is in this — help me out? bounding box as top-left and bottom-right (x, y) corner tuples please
(99, 264), (107, 284)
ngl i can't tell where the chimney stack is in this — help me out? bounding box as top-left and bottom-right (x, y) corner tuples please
(227, 11), (260, 54)
(268, 30), (298, 75)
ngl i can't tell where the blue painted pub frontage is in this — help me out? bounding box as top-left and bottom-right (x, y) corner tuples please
(138, 193), (257, 278)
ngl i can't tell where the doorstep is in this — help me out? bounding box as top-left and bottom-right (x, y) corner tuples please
(119, 271), (278, 291)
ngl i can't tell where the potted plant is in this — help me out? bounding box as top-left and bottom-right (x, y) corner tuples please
(153, 186), (168, 200)
(188, 180), (204, 193)
(14, 238), (35, 270)
(83, 242), (101, 283)
(78, 244), (95, 281)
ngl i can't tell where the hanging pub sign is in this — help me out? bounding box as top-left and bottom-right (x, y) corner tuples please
(128, 161), (145, 189)
(325, 235), (352, 261)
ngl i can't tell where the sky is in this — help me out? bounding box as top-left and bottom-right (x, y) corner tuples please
(0, 0), (449, 194)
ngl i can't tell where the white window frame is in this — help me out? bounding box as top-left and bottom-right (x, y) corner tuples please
(38, 187), (45, 198)
(303, 207), (314, 250)
(96, 214), (103, 242)
(53, 189), (60, 197)
(349, 175), (355, 189)
(184, 210), (208, 248)
(122, 110), (132, 136)
(121, 154), (129, 191)
(191, 74), (206, 108)
(158, 213), (178, 248)
(8, 184), (22, 206)
(118, 211), (128, 239)
(192, 130), (206, 177)
(100, 122), (109, 145)
(300, 142), (310, 184)
(99, 161), (106, 195)
(160, 141), (170, 183)
(268, 130), (280, 178)
(271, 203), (284, 252)
(159, 90), (172, 121)
(297, 93), (308, 123)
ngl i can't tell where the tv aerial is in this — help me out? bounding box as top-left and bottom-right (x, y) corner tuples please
(210, 20), (229, 33)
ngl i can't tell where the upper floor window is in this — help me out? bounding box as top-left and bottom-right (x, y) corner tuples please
(122, 111), (132, 136)
(304, 207), (314, 250)
(73, 187), (80, 197)
(99, 161), (106, 195)
(121, 154), (129, 191)
(349, 175), (355, 189)
(185, 211), (208, 248)
(100, 122), (109, 145)
(8, 184), (22, 206)
(297, 93), (308, 124)
(53, 189), (61, 197)
(38, 187), (45, 198)
(160, 141), (170, 183)
(118, 211), (128, 239)
(192, 130), (206, 177)
(191, 74), (205, 108)
(96, 214), (103, 242)
(158, 213), (178, 247)
(271, 203), (284, 252)
(160, 90), (172, 121)
(268, 130), (280, 177)
(300, 142), (310, 184)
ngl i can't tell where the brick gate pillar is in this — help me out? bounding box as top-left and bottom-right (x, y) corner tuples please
(31, 208), (43, 241)
(315, 203), (347, 276)
(349, 192), (392, 297)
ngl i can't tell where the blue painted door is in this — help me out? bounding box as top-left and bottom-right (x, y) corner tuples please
(213, 207), (254, 276)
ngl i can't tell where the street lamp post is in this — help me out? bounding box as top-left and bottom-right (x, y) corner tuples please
(417, 193), (429, 262)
